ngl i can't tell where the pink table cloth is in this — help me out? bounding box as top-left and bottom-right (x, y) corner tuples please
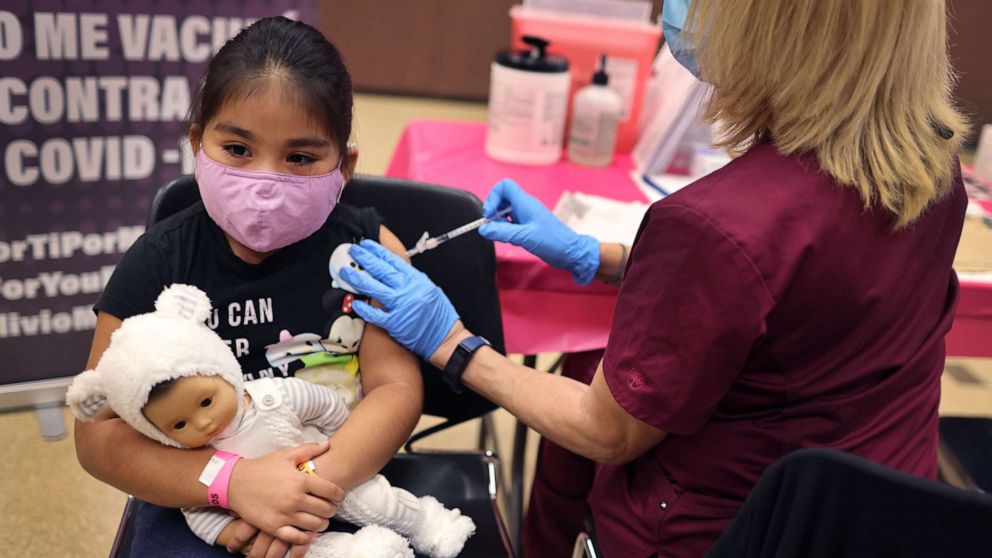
(386, 120), (991, 357)
(949, 279), (992, 357)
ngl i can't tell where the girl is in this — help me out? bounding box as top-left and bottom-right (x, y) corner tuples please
(74, 17), (423, 558)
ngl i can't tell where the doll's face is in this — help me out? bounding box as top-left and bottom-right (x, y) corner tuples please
(143, 375), (238, 448)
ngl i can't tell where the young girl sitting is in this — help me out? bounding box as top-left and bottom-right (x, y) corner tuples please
(74, 16), (426, 557)
(68, 284), (475, 557)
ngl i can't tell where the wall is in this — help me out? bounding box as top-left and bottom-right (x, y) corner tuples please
(320, 0), (516, 100)
(948, 1), (992, 146)
(320, 0), (990, 143)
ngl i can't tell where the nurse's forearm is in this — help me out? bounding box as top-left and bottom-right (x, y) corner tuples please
(432, 330), (643, 464)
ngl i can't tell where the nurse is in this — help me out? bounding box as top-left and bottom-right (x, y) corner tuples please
(341, 0), (969, 555)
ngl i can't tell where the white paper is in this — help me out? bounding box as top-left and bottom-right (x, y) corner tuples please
(633, 46), (712, 176)
(553, 191), (651, 245)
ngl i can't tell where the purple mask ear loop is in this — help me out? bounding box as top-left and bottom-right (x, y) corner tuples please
(334, 156), (346, 203)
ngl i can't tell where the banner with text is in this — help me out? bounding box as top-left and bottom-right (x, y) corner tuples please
(0, 0), (315, 385)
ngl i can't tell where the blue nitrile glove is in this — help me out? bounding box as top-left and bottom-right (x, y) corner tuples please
(478, 179), (600, 286)
(340, 240), (460, 360)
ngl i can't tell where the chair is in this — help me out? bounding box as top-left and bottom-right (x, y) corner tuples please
(938, 417), (992, 493)
(571, 517), (603, 558)
(571, 533), (601, 558)
(706, 448), (992, 558)
(146, 175), (203, 227)
(112, 174), (513, 557)
(108, 495), (138, 558)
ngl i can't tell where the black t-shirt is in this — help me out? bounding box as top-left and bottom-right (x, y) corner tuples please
(96, 202), (381, 381)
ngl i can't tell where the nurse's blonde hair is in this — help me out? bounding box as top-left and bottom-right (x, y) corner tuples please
(685, 0), (967, 228)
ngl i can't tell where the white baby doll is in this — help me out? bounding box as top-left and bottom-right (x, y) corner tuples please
(67, 284), (475, 558)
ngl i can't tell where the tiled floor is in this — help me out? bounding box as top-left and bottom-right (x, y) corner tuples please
(2, 92), (991, 557)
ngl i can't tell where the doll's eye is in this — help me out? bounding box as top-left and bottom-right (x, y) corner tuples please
(200, 397), (212, 408)
(174, 421), (187, 430)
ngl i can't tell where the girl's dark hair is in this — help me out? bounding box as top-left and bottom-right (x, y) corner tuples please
(188, 17), (353, 167)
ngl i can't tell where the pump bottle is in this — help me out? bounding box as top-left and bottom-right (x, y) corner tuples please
(567, 54), (624, 167)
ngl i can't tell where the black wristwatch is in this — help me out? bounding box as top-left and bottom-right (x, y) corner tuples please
(442, 336), (491, 393)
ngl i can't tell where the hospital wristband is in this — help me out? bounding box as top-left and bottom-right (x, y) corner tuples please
(198, 450), (241, 509)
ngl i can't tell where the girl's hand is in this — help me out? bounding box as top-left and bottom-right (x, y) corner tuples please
(216, 518), (254, 553)
(227, 441), (343, 545)
(288, 542), (313, 558)
(226, 522), (312, 558)
(245, 531), (298, 558)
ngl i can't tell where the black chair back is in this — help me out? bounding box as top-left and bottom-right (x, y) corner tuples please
(146, 175), (202, 227)
(707, 448), (992, 558)
(146, 175), (503, 422)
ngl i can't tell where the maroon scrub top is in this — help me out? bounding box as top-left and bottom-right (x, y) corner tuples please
(593, 142), (967, 557)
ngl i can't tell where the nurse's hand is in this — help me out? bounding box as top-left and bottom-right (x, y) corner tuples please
(342, 240), (460, 361)
(479, 179), (600, 285)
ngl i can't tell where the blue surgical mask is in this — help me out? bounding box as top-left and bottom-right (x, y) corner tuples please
(662, 0), (701, 78)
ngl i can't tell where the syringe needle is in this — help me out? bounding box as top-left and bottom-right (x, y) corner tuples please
(406, 206), (513, 257)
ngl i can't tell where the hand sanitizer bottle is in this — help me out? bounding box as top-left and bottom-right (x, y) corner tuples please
(567, 54), (624, 167)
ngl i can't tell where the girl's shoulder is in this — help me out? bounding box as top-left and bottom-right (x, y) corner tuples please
(324, 202), (382, 242)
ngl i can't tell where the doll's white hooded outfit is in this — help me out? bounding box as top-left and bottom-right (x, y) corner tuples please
(67, 284), (475, 558)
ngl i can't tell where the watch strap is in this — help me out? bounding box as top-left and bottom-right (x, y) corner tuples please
(442, 336), (490, 393)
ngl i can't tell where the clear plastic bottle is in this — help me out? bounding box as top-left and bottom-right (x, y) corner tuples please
(567, 54), (624, 167)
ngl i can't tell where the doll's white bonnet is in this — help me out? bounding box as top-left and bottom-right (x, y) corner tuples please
(66, 284), (244, 448)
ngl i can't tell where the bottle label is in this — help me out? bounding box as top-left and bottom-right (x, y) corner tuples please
(569, 110), (619, 161)
(488, 66), (569, 155)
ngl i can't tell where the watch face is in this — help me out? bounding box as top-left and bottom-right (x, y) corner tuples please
(461, 336), (490, 351)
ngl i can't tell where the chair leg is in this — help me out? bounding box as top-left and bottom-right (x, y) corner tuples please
(109, 495), (137, 558)
(509, 355), (539, 557)
(479, 412), (513, 511)
(508, 353), (568, 557)
(511, 418), (530, 557)
(571, 532), (602, 558)
(479, 413), (493, 450)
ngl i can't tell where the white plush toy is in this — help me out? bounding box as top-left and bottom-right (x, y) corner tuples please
(328, 243), (364, 294)
(67, 284), (475, 558)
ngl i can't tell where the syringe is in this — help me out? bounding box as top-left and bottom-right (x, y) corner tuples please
(407, 206), (513, 257)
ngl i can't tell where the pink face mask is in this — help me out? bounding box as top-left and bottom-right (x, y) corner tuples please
(194, 150), (345, 253)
